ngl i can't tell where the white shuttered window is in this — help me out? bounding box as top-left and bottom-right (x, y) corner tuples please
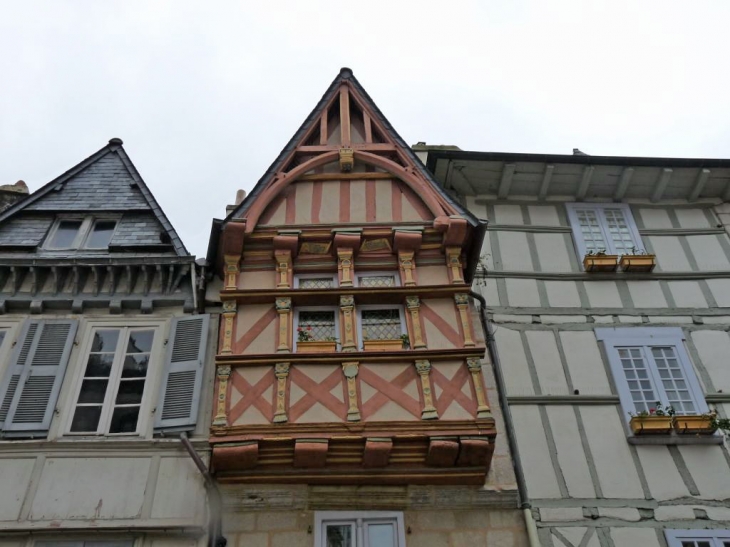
(315, 512), (405, 547)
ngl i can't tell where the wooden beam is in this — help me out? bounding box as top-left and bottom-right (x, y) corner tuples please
(453, 166), (477, 195)
(538, 165), (554, 200)
(497, 164), (515, 199)
(340, 87), (351, 146)
(364, 111), (372, 143)
(576, 166), (594, 201)
(613, 167), (634, 201)
(298, 144), (396, 153)
(688, 168), (710, 202)
(298, 172), (394, 181)
(319, 113), (328, 145)
(651, 168), (673, 202)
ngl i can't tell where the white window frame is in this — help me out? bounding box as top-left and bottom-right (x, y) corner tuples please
(665, 529), (730, 546)
(354, 271), (400, 288)
(293, 306), (340, 351)
(565, 203), (642, 262)
(357, 304), (407, 349)
(44, 215), (119, 251)
(65, 320), (164, 437)
(294, 273), (338, 289)
(596, 327), (707, 423)
(314, 511), (406, 547)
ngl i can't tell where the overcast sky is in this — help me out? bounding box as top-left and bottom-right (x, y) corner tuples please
(1, 1), (729, 256)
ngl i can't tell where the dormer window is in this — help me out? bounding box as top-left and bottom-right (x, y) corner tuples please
(45, 217), (118, 250)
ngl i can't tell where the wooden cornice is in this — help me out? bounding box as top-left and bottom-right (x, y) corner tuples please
(215, 346), (486, 367)
(220, 284), (470, 305)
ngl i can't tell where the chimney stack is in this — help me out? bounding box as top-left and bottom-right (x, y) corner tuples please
(226, 189), (247, 216)
(0, 180), (30, 212)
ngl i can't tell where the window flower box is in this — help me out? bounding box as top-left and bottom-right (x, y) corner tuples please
(583, 254), (619, 272)
(629, 415), (673, 435)
(363, 339), (404, 352)
(297, 341), (338, 353)
(673, 415), (717, 435)
(619, 254), (656, 272)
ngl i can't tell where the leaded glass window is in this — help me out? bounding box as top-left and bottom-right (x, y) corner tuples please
(298, 310), (337, 341)
(298, 277), (336, 289)
(361, 309), (402, 341)
(358, 274), (397, 288)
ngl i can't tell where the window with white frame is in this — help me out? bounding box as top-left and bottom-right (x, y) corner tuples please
(358, 305), (406, 344)
(69, 326), (158, 435)
(665, 530), (730, 547)
(596, 327), (707, 419)
(295, 274), (338, 289)
(565, 203), (642, 260)
(295, 307), (339, 347)
(315, 511), (405, 547)
(44, 216), (118, 250)
(355, 272), (399, 288)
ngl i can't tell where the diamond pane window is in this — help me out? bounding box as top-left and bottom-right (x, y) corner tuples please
(299, 277), (335, 289)
(359, 275), (397, 288)
(361, 309), (402, 341)
(299, 311), (336, 341)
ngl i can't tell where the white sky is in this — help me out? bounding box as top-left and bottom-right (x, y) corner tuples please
(1, 1), (729, 256)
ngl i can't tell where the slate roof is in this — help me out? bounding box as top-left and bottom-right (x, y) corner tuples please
(0, 139), (189, 257)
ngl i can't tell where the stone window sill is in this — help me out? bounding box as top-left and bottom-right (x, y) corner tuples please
(628, 434), (724, 445)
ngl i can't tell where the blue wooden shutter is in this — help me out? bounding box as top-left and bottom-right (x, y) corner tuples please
(0, 319), (77, 437)
(155, 314), (210, 431)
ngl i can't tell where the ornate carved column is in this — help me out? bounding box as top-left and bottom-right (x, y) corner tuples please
(339, 295), (357, 352)
(275, 250), (292, 289)
(342, 361), (361, 421)
(213, 365), (232, 426)
(454, 293), (476, 348)
(337, 248), (355, 288)
(273, 362), (290, 423)
(405, 296), (427, 349)
(276, 297), (292, 353)
(445, 246), (465, 284)
(398, 250), (417, 286)
(415, 360), (438, 420)
(467, 357), (492, 419)
(220, 300), (237, 355)
(223, 254), (240, 290)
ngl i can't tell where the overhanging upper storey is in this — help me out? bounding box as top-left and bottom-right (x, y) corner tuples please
(208, 69), (495, 486)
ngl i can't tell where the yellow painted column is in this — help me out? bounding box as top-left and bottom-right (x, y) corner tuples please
(398, 250), (417, 286)
(223, 254), (240, 290)
(273, 362), (290, 423)
(220, 300), (237, 355)
(340, 295), (357, 352)
(415, 359), (438, 420)
(276, 297), (292, 353)
(405, 296), (427, 349)
(445, 246), (465, 284)
(342, 361), (361, 422)
(467, 357), (492, 419)
(212, 365), (232, 427)
(275, 250), (292, 289)
(454, 293), (476, 347)
(337, 248), (355, 288)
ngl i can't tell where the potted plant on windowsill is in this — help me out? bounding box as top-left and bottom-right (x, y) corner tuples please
(296, 327), (338, 353)
(674, 410), (730, 435)
(619, 247), (656, 273)
(583, 250), (619, 272)
(629, 403), (674, 435)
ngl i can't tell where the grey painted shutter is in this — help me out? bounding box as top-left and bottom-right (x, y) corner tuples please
(0, 319), (77, 436)
(155, 314), (209, 431)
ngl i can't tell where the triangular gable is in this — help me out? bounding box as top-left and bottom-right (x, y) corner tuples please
(226, 68), (479, 232)
(0, 139), (188, 256)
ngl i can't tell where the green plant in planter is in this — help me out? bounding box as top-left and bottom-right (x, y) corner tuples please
(629, 402), (675, 418)
(708, 410), (730, 434)
(585, 249), (608, 257)
(400, 333), (410, 349)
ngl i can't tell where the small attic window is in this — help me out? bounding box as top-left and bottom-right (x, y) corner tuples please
(44, 217), (118, 250)
(85, 220), (117, 249)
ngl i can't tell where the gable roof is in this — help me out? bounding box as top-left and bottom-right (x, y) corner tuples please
(0, 139), (189, 256)
(225, 68), (479, 227)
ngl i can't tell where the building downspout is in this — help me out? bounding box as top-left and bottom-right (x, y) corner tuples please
(180, 432), (227, 547)
(468, 290), (540, 547)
